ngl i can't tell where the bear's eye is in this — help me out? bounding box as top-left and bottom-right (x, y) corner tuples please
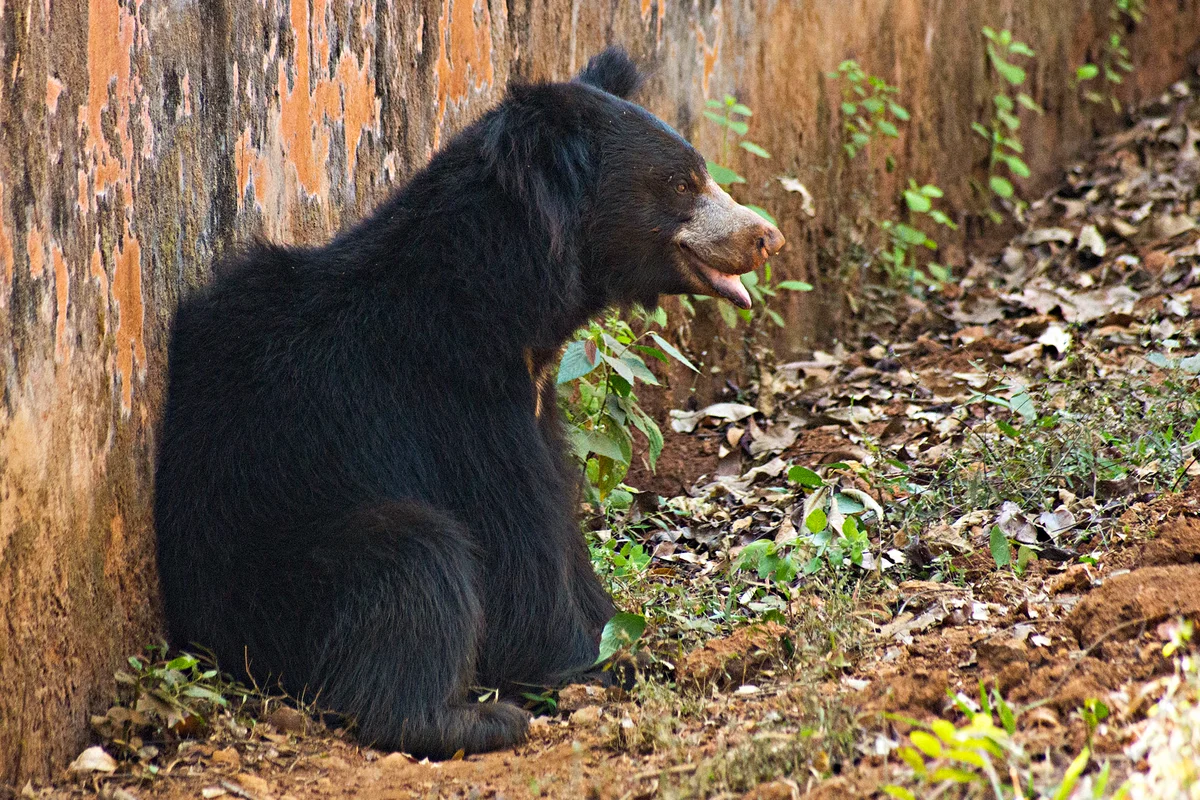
(675, 181), (688, 195)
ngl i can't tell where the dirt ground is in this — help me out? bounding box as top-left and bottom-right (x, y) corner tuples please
(41, 486), (1200, 800)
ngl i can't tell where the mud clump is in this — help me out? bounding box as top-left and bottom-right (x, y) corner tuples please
(866, 668), (951, 716)
(1137, 516), (1200, 566)
(678, 622), (790, 689)
(976, 637), (1032, 694)
(1068, 563), (1200, 647)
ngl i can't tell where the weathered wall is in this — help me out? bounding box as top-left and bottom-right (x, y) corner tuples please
(2, 0), (1198, 785)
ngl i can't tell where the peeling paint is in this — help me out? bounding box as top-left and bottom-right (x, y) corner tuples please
(235, 127), (268, 211)
(89, 238), (107, 334)
(433, 0), (494, 148)
(236, 0), (379, 227)
(51, 242), (69, 364)
(52, 243), (68, 362)
(696, 7), (722, 99)
(111, 233), (143, 414)
(640, 0), (665, 44)
(45, 75), (62, 114)
(27, 222), (46, 278)
(78, 0), (137, 214)
(276, 0), (377, 195)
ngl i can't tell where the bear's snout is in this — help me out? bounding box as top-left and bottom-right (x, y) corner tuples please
(673, 178), (785, 309)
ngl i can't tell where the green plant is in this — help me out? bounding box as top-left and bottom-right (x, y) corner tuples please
(1076, 33), (1133, 113)
(885, 706), (1026, 798)
(592, 537), (652, 580)
(595, 610), (648, 664)
(973, 27), (1043, 223)
(703, 94), (771, 188)
(988, 523), (1037, 575)
(878, 179), (959, 291)
(775, 463), (886, 578)
(558, 307), (696, 506)
(1113, 0), (1147, 21)
(827, 62), (956, 293)
(1078, 697), (1110, 755)
(90, 645), (250, 776)
(885, 686), (1112, 799)
(879, 367), (1200, 565)
(1076, 0), (1145, 112)
(828, 59), (910, 163)
(701, 94), (812, 331)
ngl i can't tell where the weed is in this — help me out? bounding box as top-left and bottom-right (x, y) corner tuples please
(1121, 618), (1200, 798)
(973, 27), (1042, 223)
(878, 179), (959, 291)
(703, 93), (772, 188)
(828, 62), (957, 294)
(829, 59), (909, 164)
(885, 686), (1113, 799)
(755, 463), (886, 579)
(1076, 34), (1134, 113)
(1076, 0), (1146, 113)
(89, 645), (265, 779)
(658, 689), (858, 798)
(558, 308), (695, 506)
(879, 365), (1200, 564)
(1078, 697), (1110, 755)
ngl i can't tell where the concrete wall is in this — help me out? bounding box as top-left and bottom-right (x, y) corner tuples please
(2, 0), (1198, 784)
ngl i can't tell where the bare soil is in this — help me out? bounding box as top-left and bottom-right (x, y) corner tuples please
(29, 496), (1196, 800)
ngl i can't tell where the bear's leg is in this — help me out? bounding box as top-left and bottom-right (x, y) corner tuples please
(305, 502), (529, 758)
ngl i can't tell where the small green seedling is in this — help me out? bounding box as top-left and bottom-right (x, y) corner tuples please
(973, 28), (1042, 222)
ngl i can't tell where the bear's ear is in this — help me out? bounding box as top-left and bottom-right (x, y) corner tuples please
(576, 46), (644, 99)
(482, 85), (596, 259)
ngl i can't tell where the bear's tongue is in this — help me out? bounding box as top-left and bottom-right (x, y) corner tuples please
(696, 263), (752, 309)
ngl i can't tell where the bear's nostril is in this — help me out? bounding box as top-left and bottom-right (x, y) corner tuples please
(756, 236), (767, 251)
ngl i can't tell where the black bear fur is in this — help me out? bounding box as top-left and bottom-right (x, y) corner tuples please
(154, 47), (781, 758)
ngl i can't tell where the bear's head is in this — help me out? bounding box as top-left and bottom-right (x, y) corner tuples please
(482, 47), (784, 315)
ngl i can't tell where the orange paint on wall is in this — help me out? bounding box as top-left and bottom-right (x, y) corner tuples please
(112, 234), (144, 413)
(239, 0), (379, 217)
(696, 7), (722, 98)
(74, 0), (150, 409)
(328, 55), (377, 180)
(46, 75), (63, 114)
(433, 0), (494, 148)
(27, 223), (46, 278)
(78, 0), (137, 212)
(52, 243), (69, 362)
(277, 0), (324, 197)
(234, 127), (267, 210)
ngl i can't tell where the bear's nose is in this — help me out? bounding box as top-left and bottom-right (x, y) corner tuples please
(751, 222), (785, 267)
(756, 224), (785, 259)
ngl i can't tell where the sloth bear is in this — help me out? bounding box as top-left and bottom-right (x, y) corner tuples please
(154, 47), (783, 758)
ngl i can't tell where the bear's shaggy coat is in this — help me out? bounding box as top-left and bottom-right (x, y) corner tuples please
(155, 48), (782, 758)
